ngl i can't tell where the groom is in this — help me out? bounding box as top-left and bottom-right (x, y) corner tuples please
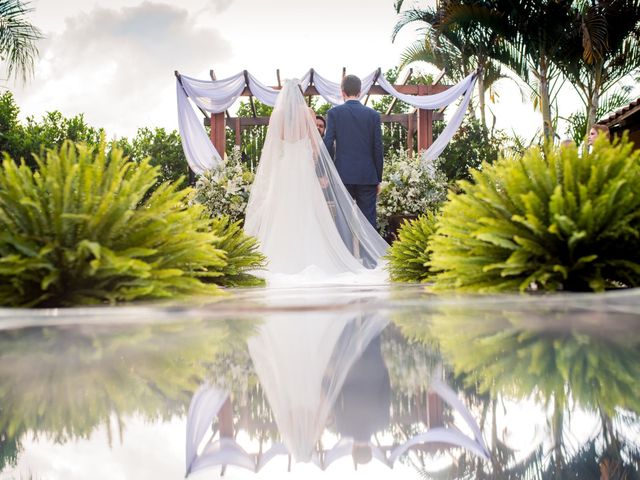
(323, 75), (384, 228)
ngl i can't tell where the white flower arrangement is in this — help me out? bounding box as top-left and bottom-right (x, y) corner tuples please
(195, 146), (255, 222)
(377, 149), (448, 235)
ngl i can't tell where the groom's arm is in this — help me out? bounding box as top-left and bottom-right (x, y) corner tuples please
(324, 109), (337, 160)
(373, 111), (383, 182)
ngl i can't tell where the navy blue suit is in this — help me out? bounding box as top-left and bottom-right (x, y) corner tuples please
(324, 100), (384, 228)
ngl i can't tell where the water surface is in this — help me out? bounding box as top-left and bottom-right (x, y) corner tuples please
(1, 286), (639, 479)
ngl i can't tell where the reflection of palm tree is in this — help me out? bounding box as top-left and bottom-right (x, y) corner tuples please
(0, 0), (42, 81)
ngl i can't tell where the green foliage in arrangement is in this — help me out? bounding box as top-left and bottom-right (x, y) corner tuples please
(210, 215), (266, 287)
(386, 212), (439, 283)
(195, 147), (255, 223)
(377, 149), (447, 235)
(430, 136), (640, 292)
(0, 140), (264, 307)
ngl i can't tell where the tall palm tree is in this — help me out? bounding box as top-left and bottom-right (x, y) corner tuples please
(392, 3), (522, 129)
(437, 0), (576, 141)
(0, 0), (41, 82)
(558, 0), (640, 135)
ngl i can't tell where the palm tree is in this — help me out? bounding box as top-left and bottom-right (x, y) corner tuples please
(558, 0), (640, 136)
(0, 0), (41, 82)
(437, 0), (576, 141)
(392, 3), (521, 129)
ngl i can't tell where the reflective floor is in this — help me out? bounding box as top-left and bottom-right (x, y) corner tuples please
(1, 285), (639, 479)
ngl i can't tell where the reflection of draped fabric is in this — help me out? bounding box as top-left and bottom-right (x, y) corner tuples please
(247, 312), (389, 462)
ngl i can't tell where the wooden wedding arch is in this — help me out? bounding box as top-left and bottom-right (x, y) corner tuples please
(175, 67), (451, 162)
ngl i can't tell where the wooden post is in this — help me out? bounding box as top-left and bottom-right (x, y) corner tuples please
(235, 117), (241, 146)
(407, 110), (415, 157)
(211, 112), (226, 158)
(416, 84), (434, 152)
(219, 397), (234, 437)
(426, 391), (444, 428)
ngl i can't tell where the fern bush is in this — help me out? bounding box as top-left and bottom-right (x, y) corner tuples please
(386, 212), (439, 283)
(0, 141), (265, 307)
(210, 215), (266, 287)
(430, 136), (640, 292)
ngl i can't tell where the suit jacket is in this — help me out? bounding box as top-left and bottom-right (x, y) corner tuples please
(323, 100), (383, 185)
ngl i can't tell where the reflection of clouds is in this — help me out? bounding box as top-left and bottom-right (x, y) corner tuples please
(12, 2), (231, 137)
(10, 415), (184, 480)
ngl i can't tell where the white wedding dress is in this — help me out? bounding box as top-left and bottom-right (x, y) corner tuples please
(244, 80), (389, 285)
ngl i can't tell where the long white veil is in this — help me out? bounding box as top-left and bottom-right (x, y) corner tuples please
(244, 79), (389, 279)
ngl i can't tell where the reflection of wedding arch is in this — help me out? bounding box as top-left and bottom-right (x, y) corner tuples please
(185, 375), (489, 476)
(175, 68), (478, 176)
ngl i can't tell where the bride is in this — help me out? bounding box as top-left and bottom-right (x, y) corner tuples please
(244, 79), (389, 284)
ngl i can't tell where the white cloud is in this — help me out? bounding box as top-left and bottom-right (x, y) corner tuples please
(208, 0), (233, 14)
(11, 2), (232, 137)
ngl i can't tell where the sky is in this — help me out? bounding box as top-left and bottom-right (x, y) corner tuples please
(6, 0), (543, 140)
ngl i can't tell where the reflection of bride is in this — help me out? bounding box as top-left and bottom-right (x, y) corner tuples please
(244, 79), (389, 284)
(246, 312), (390, 462)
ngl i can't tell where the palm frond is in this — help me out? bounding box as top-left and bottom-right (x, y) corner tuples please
(0, 0), (42, 82)
(392, 7), (438, 43)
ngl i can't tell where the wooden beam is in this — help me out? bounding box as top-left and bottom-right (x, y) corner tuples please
(208, 114), (415, 129)
(243, 70), (257, 117)
(210, 69), (231, 119)
(233, 84), (446, 97)
(364, 67), (382, 106)
(433, 68), (446, 85)
(175, 69), (209, 118)
(385, 68), (413, 115)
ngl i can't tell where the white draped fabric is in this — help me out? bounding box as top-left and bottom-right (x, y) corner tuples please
(175, 69), (478, 175)
(176, 83), (223, 174)
(312, 69), (378, 105)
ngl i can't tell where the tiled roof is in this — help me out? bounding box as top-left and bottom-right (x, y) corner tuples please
(598, 97), (640, 126)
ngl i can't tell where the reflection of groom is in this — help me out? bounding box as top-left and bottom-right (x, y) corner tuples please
(324, 75), (384, 228)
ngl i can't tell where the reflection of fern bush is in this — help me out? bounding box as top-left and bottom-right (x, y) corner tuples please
(377, 149), (447, 235)
(195, 147), (254, 223)
(0, 141), (264, 307)
(386, 212), (439, 283)
(430, 137), (640, 292)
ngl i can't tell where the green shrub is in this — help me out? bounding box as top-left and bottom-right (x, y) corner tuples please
(386, 212), (439, 283)
(434, 118), (503, 182)
(0, 140), (265, 307)
(429, 136), (640, 292)
(210, 216), (266, 287)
